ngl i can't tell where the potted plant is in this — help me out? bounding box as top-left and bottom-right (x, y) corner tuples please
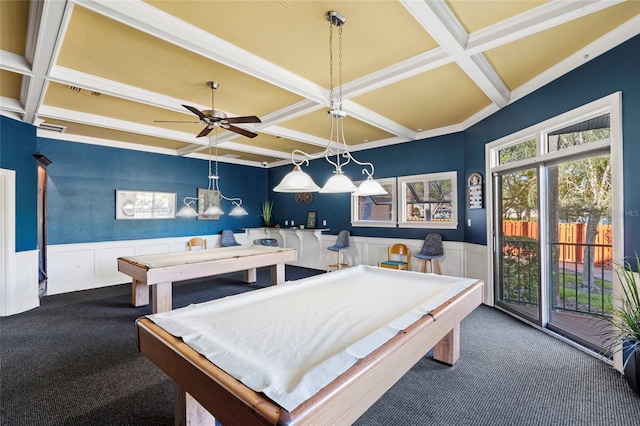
(605, 254), (640, 396)
(261, 200), (274, 227)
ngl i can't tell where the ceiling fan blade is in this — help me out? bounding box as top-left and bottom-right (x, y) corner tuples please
(196, 126), (214, 138)
(222, 124), (258, 138)
(224, 115), (261, 124)
(182, 105), (209, 121)
(154, 120), (201, 123)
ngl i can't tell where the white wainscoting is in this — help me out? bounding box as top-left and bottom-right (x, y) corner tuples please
(47, 234), (229, 295)
(46, 230), (491, 303)
(1, 250), (40, 316)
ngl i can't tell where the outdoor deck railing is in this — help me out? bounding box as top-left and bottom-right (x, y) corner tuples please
(501, 238), (613, 318)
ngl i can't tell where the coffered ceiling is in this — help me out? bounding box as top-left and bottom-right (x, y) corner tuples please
(1, 1), (638, 167)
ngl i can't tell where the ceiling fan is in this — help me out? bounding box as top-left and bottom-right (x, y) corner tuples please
(155, 81), (261, 138)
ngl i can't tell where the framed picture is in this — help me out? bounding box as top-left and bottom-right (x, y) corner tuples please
(306, 211), (317, 229)
(115, 190), (176, 220)
(197, 188), (222, 220)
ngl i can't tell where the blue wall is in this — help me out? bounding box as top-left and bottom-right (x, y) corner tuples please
(0, 117), (37, 251)
(37, 138), (266, 244)
(464, 35), (640, 255)
(269, 132), (466, 242)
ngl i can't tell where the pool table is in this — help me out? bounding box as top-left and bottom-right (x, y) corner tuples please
(136, 265), (483, 425)
(118, 245), (297, 313)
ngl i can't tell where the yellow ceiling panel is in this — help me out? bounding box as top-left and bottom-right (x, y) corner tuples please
(57, 5), (302, 115)
(146, 0), (438, 86)
(447, 0), (546, 34)
(280, 108), (395, 146)
(353, 63), (491, 131)
(0, 0), (29, 55)
(0, 70), (23, 100)
(38, 118), (191, 151)
(486, 1), (640, 90)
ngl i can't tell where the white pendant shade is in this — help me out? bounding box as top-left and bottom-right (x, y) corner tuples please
(357, 176), (388, 196)
(229, 205), (249, 216)
(204, 205), (224, 215)
(319, 172), (358, 193)
(273, 166), (321, 193)
(176, 205), (198, 218)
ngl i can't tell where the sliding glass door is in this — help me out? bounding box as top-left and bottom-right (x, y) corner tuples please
(494, 167), (540, 323)
(489, 102), (617, 356)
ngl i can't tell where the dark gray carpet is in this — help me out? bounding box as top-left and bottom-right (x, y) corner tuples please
(1, 266), (638, 425)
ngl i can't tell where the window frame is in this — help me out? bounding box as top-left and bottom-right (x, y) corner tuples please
(397, 172), (458, 229)
(350, 177), (397, 228)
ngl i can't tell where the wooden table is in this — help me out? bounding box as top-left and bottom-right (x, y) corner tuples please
(136, 266), (483, 425)
(118, 245), (297, 313)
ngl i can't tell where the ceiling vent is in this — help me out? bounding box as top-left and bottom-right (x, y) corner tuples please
(63, 85), (101, 96)
(38, 123), (67, 133)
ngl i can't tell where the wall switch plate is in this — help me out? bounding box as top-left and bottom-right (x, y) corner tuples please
(467, 219), (472, 226)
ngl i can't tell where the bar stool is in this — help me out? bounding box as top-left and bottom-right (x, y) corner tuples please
(414, 233), (444, 274)
(327, 230), (350, 272)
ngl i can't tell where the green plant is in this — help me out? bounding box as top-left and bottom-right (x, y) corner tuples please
(606, 254), (640, 359)
(261, 200), (274, 225)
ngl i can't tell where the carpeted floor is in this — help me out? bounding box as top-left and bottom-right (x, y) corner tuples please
(1, 266), (639, 426)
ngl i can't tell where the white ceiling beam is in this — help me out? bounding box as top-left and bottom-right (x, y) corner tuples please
(342, 100), (417, 140)
(401, 0), (510, 108)
(340, 48), (453, 99)
(0, 97), (25, 114)
(466, 0), (625, 55)
(38, 105), (202, 143)
(21, 0), (71, 124)
(0, 50), (32, 75)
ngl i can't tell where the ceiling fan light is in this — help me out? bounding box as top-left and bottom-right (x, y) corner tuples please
(357, 176), (388, 196)
(319, 171), (358, 193)
(229, 205), (249, 216)
(204, 205), (224, 215)
(273, 165), (321, 193)
(176, 205), (198, 218)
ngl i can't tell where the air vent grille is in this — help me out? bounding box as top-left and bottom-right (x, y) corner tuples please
(38, 123), (67, 133)
(63, 85), (101, 96)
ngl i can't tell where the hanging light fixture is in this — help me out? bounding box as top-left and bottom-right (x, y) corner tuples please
(177, 130), (248, 218)
(273, 10), (387, 196)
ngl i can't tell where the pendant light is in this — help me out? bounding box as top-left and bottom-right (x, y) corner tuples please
(273, 10), (387, 196)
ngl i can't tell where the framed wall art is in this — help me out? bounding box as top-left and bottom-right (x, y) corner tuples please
(306, 211), (317, 229)
(116, 190), (176, 220)
(197, 188), (222, 220)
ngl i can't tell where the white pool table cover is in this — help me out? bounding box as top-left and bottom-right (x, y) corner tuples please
(146, 265), (480, 411)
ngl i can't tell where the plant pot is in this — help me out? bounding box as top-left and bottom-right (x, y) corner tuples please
(624, 347), (639, 397)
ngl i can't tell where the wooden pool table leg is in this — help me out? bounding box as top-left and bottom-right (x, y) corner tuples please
(432, 323), (460, 366)
(131, 279), (149, 307)
(271, 263), (285, 285)
(244, 268), (257, 283)
(175, 383), (215, 426)
(152, 282), (172, 313)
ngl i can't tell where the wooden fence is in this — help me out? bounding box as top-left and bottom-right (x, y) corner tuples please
(503, 221), (613, 265)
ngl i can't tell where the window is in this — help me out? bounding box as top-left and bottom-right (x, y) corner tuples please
(498, 137), (537, 165)
(398, 172), (457, 229)
(351, 178), (396, 227)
